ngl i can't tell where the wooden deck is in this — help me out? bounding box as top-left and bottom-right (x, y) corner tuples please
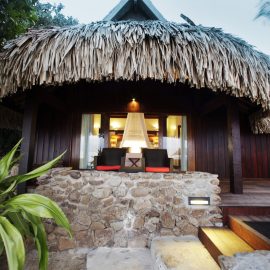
(220, 179), (270, 206)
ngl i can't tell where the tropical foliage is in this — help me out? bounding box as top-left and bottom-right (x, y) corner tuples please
(256, 1), (270, 20)
(0, 140), (71, 270)
(0, 0), (37, 47)
(0, 0), (78, 47)
(35, 2), (78, 28)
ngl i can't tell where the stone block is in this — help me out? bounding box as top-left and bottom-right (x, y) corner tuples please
(102, 196), (114, 207)
(219, 251), (270, 270)
(89, 180), (104, 186)
(69, 171), (81, 179)
(133, 216), (145, 229)
(131, 187), (150, 197)
(133, 198), (152, 212)
(93, 187), (112, 199)
(110, 221), (124, 232)
(91, 222), (105, 230)
(94, 228), (114, 246)
(58, 237), (75, 251)
(161, 212), (175, 229)
(107, 178), (122, 187)
(113, 185), (128, 197)
(77, 211), (91, 226)
(113, 230), (128, 247)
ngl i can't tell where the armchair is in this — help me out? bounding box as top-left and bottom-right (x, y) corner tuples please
(142, 148), (173, 173)
(94, 148), (127, 171)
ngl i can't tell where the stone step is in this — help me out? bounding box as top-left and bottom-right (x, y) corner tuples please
(151, 236), (220, 270)
(86, 247), (153, 270)
(228, 215), (270, 250)
(199, 227), (254, 264)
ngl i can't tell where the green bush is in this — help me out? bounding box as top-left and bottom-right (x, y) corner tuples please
(0, 139), (71, 270)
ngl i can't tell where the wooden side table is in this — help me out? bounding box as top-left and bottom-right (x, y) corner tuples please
(120, 153), (145, 173)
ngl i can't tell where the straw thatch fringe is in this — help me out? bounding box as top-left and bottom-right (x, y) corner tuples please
(250, 110), (270, 134)
(0, 20), (270, 131)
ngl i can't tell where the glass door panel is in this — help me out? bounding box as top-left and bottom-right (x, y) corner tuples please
(79, 114), (103, 169)
(165, 115), (188, 170)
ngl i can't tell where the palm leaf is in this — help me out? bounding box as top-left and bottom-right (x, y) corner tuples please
(0, 139), (22, 182)
(0, 238), (4, 255)
(6, 212), (31, 237)
(15, 151), (66, 184)
(23, 213), (48, 270)
(0, 216), (25, 270)
(0, 181), (17, 203)
(5, 194), (71, 236)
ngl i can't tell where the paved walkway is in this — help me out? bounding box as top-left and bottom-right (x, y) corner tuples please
(87, 248), (153, 270)
(23, 236), (219, 270)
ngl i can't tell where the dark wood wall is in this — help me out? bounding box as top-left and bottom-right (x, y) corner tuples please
(194, 110), (270, 179)
(194, 109), (229, 179)
(34, 105), (72, 166)
(241, 116), (270, 178)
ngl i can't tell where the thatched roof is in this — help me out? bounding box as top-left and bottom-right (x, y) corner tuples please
(0, 20), (270, 132)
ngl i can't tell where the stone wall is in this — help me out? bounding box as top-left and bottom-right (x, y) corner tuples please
(34, 169), (222, 251)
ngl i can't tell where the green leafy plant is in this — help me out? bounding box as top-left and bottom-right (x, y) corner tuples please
(0, 139), (71, 270)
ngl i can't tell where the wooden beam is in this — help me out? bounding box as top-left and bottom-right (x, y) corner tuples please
(101, 113), (110, 148)
(18, 92), (38, 194)
(158, 115), (167, 148)
(37, 91), (66, 112)
(70, 112), (82, 169)
(227, 102), (243, 194)
(187, 114), (196, 171)
(201, 95), (227, 116)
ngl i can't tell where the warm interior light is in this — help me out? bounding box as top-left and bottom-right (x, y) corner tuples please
(152, 123), (159, 130)
(127, 99), (140, 112)
(188, 197), (210, 205)
(111, 121), (120, 130)
(120, 113), (151, 153)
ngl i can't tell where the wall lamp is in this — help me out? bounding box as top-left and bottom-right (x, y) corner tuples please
(188, 197), (210, 206)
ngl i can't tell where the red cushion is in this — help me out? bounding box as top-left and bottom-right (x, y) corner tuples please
(96, 165), (121, 171)
(145, 167), (170, 173)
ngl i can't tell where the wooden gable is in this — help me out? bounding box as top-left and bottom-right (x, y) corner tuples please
(103, 0), (165, 21)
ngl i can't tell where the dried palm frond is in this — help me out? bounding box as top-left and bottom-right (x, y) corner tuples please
(0, 20), (270, 132)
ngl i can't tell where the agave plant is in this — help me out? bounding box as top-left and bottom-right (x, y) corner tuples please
(0, 139), (71, 270)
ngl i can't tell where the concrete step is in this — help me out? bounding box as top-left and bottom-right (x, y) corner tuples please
(86, 247), (153, 270)
(151, 236), (220, 270)
(229, 215), (270, 250)
(199, 227), (254, 264)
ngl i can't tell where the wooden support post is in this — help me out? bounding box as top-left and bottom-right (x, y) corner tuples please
(18, 92), (38, 194)
(158, 115), (167, 148)
(227, 102), (243, 194)
(70, 112), (82, 169)
(187, 114), (196, 171)
(101, 113), (110, 147)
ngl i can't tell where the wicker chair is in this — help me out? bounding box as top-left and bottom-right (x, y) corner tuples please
(94, 148), (127, 171)
(142, 148), (173, 173)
